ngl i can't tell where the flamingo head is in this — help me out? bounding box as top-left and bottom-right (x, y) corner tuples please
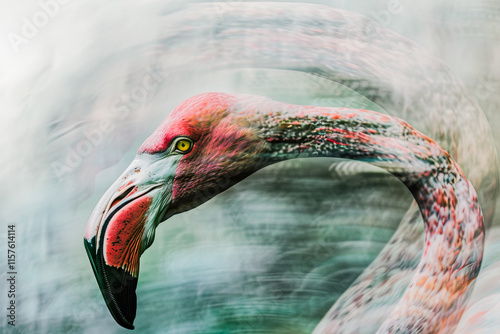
(83, 93), (270, 329)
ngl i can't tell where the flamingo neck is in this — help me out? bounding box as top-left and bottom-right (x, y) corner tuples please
(240, 101), (484, 333)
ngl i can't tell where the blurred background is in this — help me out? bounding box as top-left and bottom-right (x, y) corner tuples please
(0, 0), (499, 333)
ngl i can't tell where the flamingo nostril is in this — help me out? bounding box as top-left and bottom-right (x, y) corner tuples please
(110, 186), (136, 210)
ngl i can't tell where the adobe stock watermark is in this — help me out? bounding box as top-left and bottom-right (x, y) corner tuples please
(51, 66), (167, 179)
(213, 0), (244, 17)
(340, 0), (404, 61)
(474, 76), (498, 101)
(370, 0), (404, 28)
(6, 0), (72, 53)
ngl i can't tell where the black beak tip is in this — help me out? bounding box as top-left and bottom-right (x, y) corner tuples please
(113, 314), (135, 330)
(84, 237), (138, 330)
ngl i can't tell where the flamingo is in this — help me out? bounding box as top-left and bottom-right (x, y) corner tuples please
(84, 92), (484, 333)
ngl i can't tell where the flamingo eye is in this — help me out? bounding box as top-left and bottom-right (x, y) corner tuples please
(174, 138), (193, 153)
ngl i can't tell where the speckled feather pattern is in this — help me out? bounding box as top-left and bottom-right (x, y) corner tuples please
(245, 95), (484, 333)
(140, 93), (484, 333)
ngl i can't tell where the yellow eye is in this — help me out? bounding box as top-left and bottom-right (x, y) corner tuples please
(175, 139), (192, 153)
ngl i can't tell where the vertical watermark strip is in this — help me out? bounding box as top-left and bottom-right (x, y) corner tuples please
(6, 225), (16, 326)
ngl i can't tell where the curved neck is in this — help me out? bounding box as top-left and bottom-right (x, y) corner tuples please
(242, 101), (484, 333)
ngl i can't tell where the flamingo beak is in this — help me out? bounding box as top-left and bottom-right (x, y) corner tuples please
(83, 154), (179, 329)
